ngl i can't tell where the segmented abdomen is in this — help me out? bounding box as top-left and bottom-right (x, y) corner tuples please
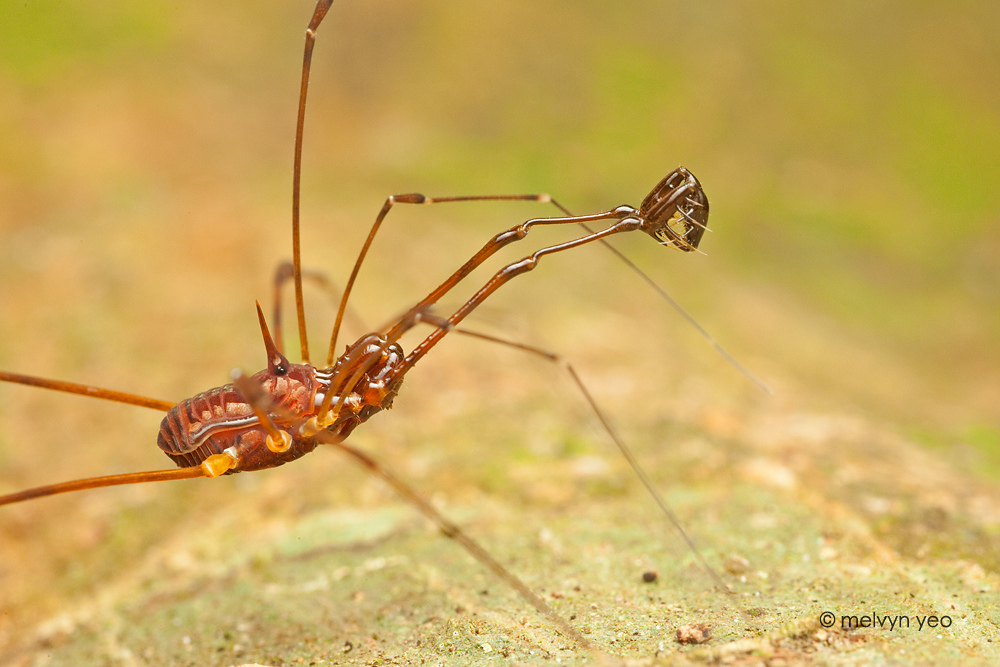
(157, 383), (257, 469)
(157, 365), (323, 472)
(156, 339), (403, 473)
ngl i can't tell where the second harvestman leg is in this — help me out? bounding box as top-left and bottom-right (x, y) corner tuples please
(410, 313), (728, 592)
(271, 185), (571, 357)
(326, 192), (576, 366)
(270, 261), (368, 356)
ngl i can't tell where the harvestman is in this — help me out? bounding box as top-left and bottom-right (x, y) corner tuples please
(0, 0), (768, 654)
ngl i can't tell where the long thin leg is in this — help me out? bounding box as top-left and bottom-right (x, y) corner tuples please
(280, 196), (567, 362)
(443, 323), (729, 591)
(0, 467), (206, 506)
(392, 212), (644, 376)
(290, 0), (336, 365)
(0, 371), (175, 411)
(0, 445), (240, 507)
(271, 261), (366, 356)
(407, 311), (728, 590)
(383, 209), (632, 346)
(326, 193), (561, 366)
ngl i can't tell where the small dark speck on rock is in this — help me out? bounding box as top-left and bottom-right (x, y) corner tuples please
(642, 571), (658, 583)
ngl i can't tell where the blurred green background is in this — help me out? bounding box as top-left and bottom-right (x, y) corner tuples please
(0, 1), (998, 665)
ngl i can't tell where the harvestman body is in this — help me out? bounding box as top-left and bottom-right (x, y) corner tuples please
(0, 0), (762, 655)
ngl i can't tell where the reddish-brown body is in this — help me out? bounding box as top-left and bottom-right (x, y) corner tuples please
(158, 334), (405, 472)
